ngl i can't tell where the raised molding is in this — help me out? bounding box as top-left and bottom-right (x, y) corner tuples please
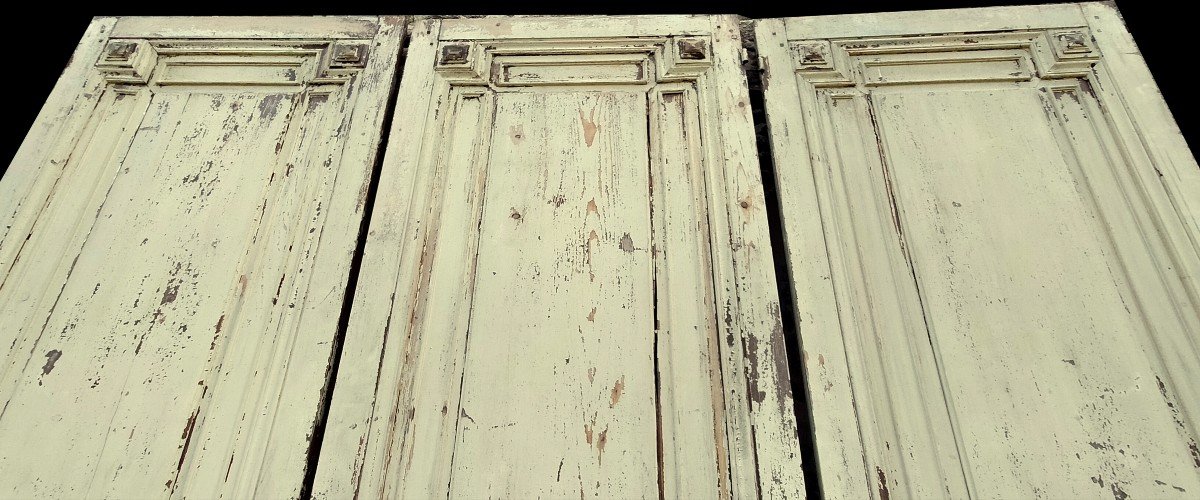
(96, 40), (157, 85)
(329, 41), (368, 68)
(1, 16), (405, 500)
(319, 16), (802, 499)
(1040, 29), (1099, 77)
(790, 29), (1100, 87)
(433, 36), (713, 88)
(676, 38), (707, 60)
(493, 53), (651, 86)
(434, 41), (487, 85)
(761, 9), (1200, 499)
(95, 39), (373, 89)
(661, 36), (711, 81)
(315, 41), (372, 84)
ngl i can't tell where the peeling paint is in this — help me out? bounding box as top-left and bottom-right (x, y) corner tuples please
(41, 350), (63, 376)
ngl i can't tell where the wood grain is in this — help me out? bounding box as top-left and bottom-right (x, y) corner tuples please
(759, 3), (1200, 498)
(315, 15), (805, 499)
(0, 17), (403, 498)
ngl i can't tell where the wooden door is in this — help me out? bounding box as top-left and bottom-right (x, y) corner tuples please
(0, 16), (403, 498)
(757, 3), (1200, 498)
(314, 16), (803, 499)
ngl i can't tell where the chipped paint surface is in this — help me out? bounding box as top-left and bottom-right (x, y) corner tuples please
(9, 8), (1200, 499)
(315, 15), (803, 500)
(758, 3), (1200, 498)
(0, 16), (404, 498)
(454, 90), (659, 495)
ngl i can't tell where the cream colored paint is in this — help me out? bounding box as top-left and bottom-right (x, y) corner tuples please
(4, 8), (1199, 500)
(758, 3), (1200, 498)
(314, 16), (804, 499)
(0, 16), (403, 498)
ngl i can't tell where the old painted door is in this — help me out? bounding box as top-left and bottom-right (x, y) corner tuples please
(314, 16), (803, 499)
(757, 3), (1200, 498)
(0, 16), (402, 498)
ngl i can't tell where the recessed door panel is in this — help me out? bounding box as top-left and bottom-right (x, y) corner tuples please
(758, 4), (1200, 498)
(315, 16), (803, 499)
(0, 17), (403, 498)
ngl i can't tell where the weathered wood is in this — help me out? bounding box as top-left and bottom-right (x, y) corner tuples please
(759, 3), (1200, 498)
(12, 8), (1196, 499)
(781, 3), (1086, 40)
(0, 16), (404, 498)
(649, 85), (726, 499)
(111, 16), (380, 39)
(315, 15), (805, 499)
(1, 18), (117, 281)
(435, 15), (714, 40)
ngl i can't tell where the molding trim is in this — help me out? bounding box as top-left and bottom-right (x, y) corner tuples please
(790, 29), (1100, 87)
(434, 36), (713, 87)
(95, 39), (374, 89)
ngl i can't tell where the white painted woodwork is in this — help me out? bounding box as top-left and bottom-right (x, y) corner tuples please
(0, 16), (404, 498)
(314, 16), (804, 499)
(9, 8), (1200, 499)
(757, 3), (1200, 499)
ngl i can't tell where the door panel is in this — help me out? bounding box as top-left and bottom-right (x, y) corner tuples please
(315, 16), (803, 499)
(0, 17), (403, 498)
(7, 8), (1197, 498)
(451, 91), (659, 495)
(758, 3), (1200, 498)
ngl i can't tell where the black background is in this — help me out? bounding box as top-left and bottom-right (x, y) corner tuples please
(0, 0), (1191, 176)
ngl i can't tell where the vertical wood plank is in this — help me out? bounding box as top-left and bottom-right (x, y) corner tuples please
(649, 86), (725, 499)
(1083, 2), (1200, 241)
(389, 87), (495, 498)
(312, 18), (443, 500)
(754, 18), (873, 499)
(0, 18), (116, 263)
(706, 15), (805, 498)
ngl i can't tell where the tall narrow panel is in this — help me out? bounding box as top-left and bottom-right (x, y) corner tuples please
(316, 16), (804, 499)
(450, 91), (658, 497)
(758, 3), (1200, 498)
(0, 17), (403, 498)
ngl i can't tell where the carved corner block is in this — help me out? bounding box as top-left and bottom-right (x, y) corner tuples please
(1034, 29), (1099, 79)
(435, 42), (486, 84)
(677, 38), (708, 61)
(792, 40), (834, 70)
(439, 43), (471, 66)
(1051, 30), (1095, 57)
(330, 42), (369, 69)
(790, 40), (851, 87)
(314, 41), (371, 84)
(104, 41), (138, 62)
(96, 40), (157, 85)
(659, 36), (712, 82)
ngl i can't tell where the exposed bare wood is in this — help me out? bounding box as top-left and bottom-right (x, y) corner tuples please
(760, 3), (1200, 498)
(782, 4), (1087, 40)
(315, 15), (805, 499)
(111, 16), (381, 39)
(0, 16), (403, 498)
(9, 8), (1197, 499)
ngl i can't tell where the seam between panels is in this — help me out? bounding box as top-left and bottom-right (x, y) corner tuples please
(738, 18), (825, 500)
(299, 20), (409, 500)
